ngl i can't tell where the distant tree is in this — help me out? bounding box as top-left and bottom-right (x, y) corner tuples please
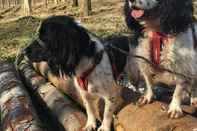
(83, 0), (91, 16)
(44, 0), (48, 8)
(72, 0), (78, 7)
(7, 0), (11, 7)
(23, 0), (32, 15)
(54, 0), (59, 4)
(1, 0), (5, 8)
(14, 0), (20, 5)
(31, 0), (34, 6)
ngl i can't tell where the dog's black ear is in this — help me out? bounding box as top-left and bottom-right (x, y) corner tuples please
(38, 16), (95, 76)
(24, 40), (50, 62)
(159, 0), (193, 35)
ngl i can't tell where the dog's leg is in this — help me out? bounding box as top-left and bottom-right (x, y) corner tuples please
(168, 83), (184, 118)
(98, 96), (117, 131)
(81, 91), (97, 131)
(138, 73), (154, 105)
(74, 79), (96, 131)
(191, 82), (197, 108)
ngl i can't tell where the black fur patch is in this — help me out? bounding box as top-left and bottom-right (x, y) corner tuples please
(25, 40), (50, 62)
(25, 16), (96, 76)
(105, 36), (130, 79)
(124, 0), (144, 46)
(124, 0), (144, 33)
(158, 0), (193, 35)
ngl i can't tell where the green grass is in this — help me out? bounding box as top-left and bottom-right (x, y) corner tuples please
(0, 16), (41, 61)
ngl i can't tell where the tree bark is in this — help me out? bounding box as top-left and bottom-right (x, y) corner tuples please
(16, 53), (87, 131)
(23, 0), (32, 16)
(7, 0), (10, 7)
(44, 0), (47, 8)
(0, 0), (2, 8)
(0, 61), (44, 131)
(54, 0), (58, 4)
(72, 0), (78, 7)
(114, 102), (197, 131)
(83, 0), (91, 16)
(14, 0), (20, 6)
(2, 0), (5, 8)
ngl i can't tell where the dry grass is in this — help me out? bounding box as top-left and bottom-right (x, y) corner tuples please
(0, 0), (130, 61)
(0, 0), (196, 61)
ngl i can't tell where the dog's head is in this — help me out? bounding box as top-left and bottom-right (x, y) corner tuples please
(125, 0), (193, 34)
(36, 16), (96, 76)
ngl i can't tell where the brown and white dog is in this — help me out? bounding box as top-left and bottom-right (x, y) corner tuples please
(124, 0), (197, 118)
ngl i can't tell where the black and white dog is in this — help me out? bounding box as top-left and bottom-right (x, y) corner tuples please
(24, 15), (138, 131)
(124, 0), (197, 118)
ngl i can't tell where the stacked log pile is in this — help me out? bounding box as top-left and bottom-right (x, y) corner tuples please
(15, 53), (87, 131)
(0, 61), (44, 131)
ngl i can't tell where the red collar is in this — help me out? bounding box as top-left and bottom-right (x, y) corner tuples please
(151, 32), (170, 67)
(76, 51), (103, 91)
(76, 64), (97, 91)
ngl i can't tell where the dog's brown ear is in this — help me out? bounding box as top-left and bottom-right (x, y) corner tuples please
(159, 0), (193, 35)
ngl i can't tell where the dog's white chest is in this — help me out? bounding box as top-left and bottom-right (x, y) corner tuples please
(136, 31), (197, 78)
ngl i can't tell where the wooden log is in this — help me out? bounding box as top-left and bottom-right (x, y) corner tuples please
(114, 101), (197, 131)
(16, 54), (87, 131)
(0, 60), (44, 131)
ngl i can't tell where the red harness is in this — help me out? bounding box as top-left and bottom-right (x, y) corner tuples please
(151, 32), (162, 66)
(151, 32), (169, 67)
(76, 62), (120, 91)
(76, 64), (97, 91)
(76, 51), (103, 91)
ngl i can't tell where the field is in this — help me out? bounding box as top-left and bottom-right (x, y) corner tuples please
(0, 0), (128, 61)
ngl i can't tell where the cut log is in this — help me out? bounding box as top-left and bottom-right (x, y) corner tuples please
(0, 60), (44, 131)
(114, 101), (197, 131)
(16, 54), (87, 131)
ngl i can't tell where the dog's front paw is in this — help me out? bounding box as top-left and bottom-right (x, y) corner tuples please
(191, 97), (197, 108)
(97, 125), (110, 131)
(83, 120), (97, 131)
(137, 93), (153, 106)
(168, 103), (183, 118)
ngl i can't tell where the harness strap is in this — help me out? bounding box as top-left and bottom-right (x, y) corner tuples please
(111, 63), (119, 80)
(77, 51), (103, 91)
(77, 76), (89, 91)
(191, 22), (197, 49)
(151, 32), (162, 66)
